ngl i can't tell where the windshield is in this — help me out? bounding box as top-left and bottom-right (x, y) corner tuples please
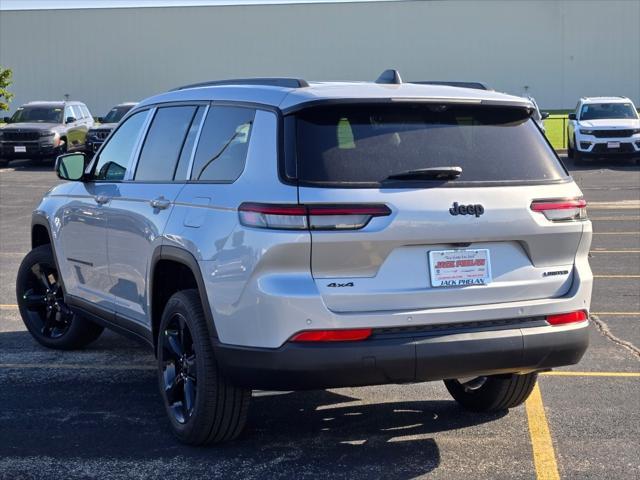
(294, 104), (567, 186)
(10, 106), (63, 124)
(580, 103), (638, 120)
(102, 105), (134, 124)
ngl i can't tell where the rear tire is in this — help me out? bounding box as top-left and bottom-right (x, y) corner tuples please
(444, 372), (538, 412)
(157, 289), (250, 445)
(16, 244), (104, 349)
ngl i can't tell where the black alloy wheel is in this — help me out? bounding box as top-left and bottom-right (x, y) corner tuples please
(161, 312), (198, 424)
(20, 257), (73, 339)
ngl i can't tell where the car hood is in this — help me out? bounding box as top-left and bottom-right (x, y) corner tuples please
(579, 119), (640, 128)
(90, 123), (118, 131)
(1, 122), (63, 131)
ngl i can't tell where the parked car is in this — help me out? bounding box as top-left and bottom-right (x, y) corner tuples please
(85, 102), (136, 154)
(567, 97), (640, 162)
(0, 101), (93, 166)
(16, 71), (592, 446)
(526, 96), (550, 133)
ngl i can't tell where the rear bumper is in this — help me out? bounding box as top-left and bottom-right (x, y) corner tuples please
(215, 320), (589, 390)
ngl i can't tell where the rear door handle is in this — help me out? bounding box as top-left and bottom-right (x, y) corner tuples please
(150, 197), (171, 210)
(94, 195), (109, 205)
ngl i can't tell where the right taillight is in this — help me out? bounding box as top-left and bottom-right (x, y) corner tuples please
(238, 203), (391, 231)
(547, 310), (588, 326)
(530, 198), (587, 222)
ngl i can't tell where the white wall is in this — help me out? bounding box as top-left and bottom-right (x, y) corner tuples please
(1, 0), (638, 115)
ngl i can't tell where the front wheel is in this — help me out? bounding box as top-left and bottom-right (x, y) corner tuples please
(157, 289), (251, 445)
(16, 244), (104, 349)
(444, 372), (538, 412)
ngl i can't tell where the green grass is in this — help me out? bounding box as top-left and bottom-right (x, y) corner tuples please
(543, 114), (568, 150)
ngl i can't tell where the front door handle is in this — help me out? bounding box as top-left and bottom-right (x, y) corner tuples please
(150, 196), (171, 210)
(94, 195), (109, 205)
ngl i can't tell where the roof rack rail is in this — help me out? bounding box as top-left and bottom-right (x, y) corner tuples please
(375, 69), (402, 85)
(172, 77), (309, 91)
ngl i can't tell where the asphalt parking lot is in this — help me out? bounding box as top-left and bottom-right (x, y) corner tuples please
(0, 157), (638, 480)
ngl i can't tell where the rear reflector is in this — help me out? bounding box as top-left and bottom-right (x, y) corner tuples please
(290, 328), (373, 342)
(531, 198), (587, 222)
(546, 310), (588, 326)
(238, 203), (391, 230)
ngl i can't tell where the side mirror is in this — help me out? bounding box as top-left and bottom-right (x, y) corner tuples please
(55, 153), (86, 181)
(541, 112), (550, 120)
(66, 116), (76, 124)
(97, 117), (104, 123)
(568, 113), (576, 120)
(2, 116), (10, 123)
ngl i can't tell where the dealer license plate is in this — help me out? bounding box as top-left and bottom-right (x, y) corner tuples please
(428, 249), (491, 288)
(14, 146), (26, 153)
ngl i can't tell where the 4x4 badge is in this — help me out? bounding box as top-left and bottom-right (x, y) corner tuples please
(449, 202), (485, 218)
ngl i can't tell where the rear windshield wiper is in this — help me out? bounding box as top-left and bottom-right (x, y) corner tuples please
(385, 166), (463, 181)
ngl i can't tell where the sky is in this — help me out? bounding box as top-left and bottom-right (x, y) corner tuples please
(1, 0), (394, 10)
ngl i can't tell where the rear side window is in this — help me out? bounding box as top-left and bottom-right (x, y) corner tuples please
(294, 104), (568, 186)
(135, 106), (197, 181)
(190, 106), (255, 182)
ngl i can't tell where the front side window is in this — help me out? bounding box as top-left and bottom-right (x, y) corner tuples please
(71, 105), (84, 120)
(580, 103), (638, 120)
(135, 106), (197, 182)
(190, 106), (255, 182)
(10, 106), (63, 124)
(93, 110), (148, 181)
(294, 104), (567, 186)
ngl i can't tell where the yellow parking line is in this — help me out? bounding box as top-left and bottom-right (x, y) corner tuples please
(540, 371), (640, 377)
(590, 249), (640, 253)
(593, 312), (640, 316)
(526, 383), (560, 480)
(0, 304), (18, 309)
(0, 363), (155, 370)
(593, 275), (640, 278)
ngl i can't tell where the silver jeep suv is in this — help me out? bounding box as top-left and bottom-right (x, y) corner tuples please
(17, 71), (592, 445)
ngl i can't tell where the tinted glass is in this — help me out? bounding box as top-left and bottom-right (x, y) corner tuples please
(10, 106), (63, 123)
(94, 111), (147, 181)
(295, 104), (567, 186)
(81, 105), (91, 119)
(174, 106), (206, 180)
(71, 105), (84, 119)
(190, 106), (255, 181)
(103, 105), (134, 123)
(135, 106), (197, 181)
(580, 103), (638, 120)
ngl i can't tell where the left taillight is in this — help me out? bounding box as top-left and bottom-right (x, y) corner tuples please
(530, 197), (587, 222)
(238, 203), (391, 231)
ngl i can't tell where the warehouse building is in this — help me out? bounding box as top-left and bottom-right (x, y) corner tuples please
(1, 0), (639, 116)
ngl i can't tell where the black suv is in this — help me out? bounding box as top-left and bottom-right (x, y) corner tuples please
(85, 102), (136, 154)
(0, 101), (93, 166)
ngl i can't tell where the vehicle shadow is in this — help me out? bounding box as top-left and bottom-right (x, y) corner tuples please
(1, 158), (55, 172)
(563, 156), (640, 172)
(0, 330), (507, 479)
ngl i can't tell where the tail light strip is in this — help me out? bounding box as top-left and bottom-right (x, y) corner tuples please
(530, 198), (587, 222)
(238, 203), (392, 231)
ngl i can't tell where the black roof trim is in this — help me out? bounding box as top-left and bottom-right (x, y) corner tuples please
(172, 78), (310, 91)
(412, 81), (492, 91)
(375, 69), (402, 85)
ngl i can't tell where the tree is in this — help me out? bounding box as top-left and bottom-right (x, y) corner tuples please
(0, 66), (14, 111)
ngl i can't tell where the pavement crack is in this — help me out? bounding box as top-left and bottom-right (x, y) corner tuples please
(591, 314), (640, 359)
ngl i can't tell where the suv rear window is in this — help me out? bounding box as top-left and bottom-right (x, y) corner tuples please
(294, 104), (567, 186)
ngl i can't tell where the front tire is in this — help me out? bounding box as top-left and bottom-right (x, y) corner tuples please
(16, 244), (104, 349)
(157, 289), (251, 445)
(444, 372), (538, 412)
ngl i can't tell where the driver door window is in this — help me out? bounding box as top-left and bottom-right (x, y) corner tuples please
(93, 111), (148, 181)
